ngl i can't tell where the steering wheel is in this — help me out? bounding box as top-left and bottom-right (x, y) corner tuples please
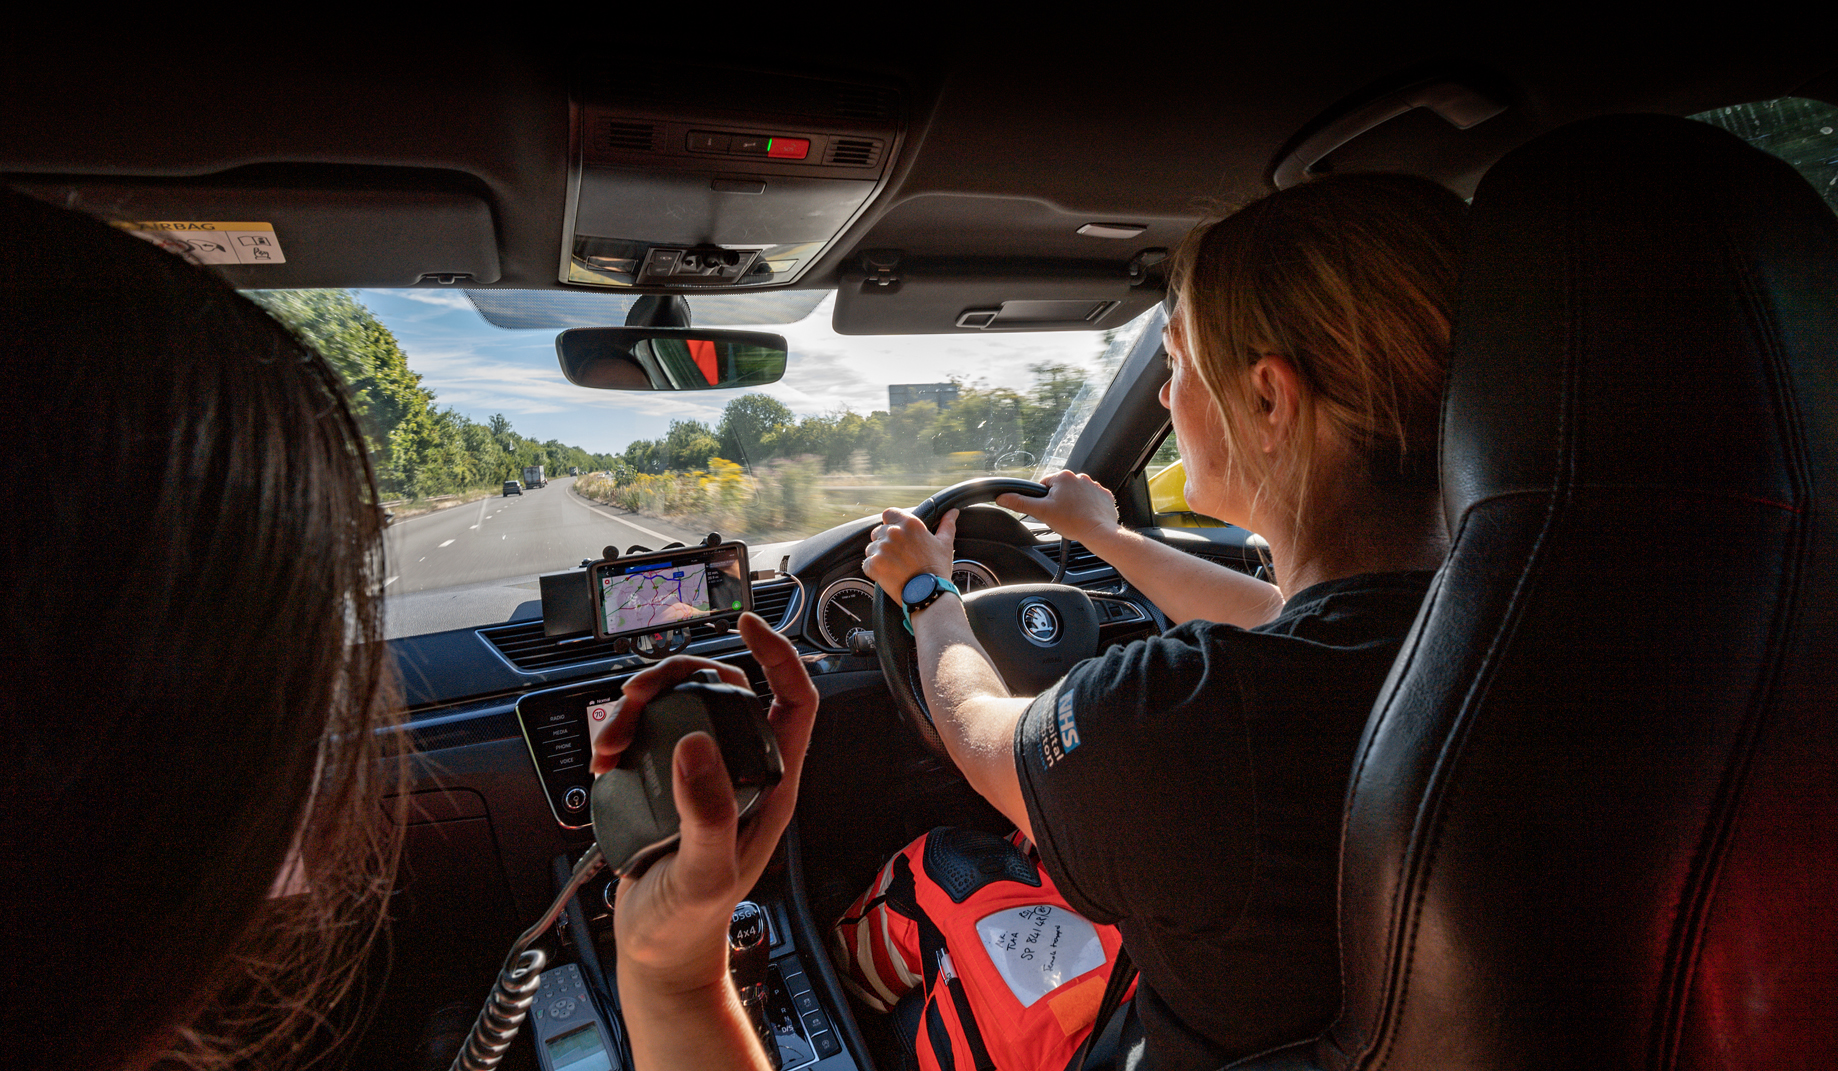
(871, 477), (1104, 758)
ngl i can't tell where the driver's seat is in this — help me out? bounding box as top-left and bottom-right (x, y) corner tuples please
(1242, 115), (1838, 1069)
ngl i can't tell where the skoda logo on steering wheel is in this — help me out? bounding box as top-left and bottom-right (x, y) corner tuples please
(1019, 599), (1062, 647)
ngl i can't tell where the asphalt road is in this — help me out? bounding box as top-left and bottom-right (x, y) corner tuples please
(383, 477), (708, 596)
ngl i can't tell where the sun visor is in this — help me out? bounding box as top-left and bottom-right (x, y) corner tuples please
(9, 179), (500, 288)
(831, 259), (1162, 335)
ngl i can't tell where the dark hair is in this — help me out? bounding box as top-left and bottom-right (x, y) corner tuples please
(1166, 173), (1465, 530)
(0, 190), (403, 1071)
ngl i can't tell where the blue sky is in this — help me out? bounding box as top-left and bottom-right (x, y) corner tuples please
(359, 289), (1122, 456)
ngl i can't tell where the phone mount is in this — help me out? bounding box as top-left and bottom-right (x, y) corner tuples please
(579, 532), (731, 664)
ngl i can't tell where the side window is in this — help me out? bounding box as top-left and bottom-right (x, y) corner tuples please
(1692, 97), (1838, 214)
(1144, 430), (1227, 528)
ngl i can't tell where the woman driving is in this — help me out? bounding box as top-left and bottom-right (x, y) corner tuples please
(862, 173), (1464, 1069)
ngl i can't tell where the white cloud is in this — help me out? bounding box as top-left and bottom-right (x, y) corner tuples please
(386, 289), (476, 311)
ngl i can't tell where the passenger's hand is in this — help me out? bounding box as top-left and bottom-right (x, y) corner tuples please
(863, 507), (957, 599)
(594, 613), (819, 999)
(996, 470), (1120, 545)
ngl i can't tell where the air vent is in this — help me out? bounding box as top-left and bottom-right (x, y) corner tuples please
(1182, 545), (1261, 575)
(751, 578), (800, 628)
(832, 86), (895, 123)
(825, 137), (882, 168)
(479, 621), (621, 672)
(603, 121), (661, 153)
(1040, 540), (1106, 573)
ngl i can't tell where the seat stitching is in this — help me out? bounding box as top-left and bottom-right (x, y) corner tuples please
(1367, 193), (1585, 1070)
(1647, 220), (1816, 1071)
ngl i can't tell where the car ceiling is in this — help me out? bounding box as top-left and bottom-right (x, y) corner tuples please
(4, 28), (1832, 334)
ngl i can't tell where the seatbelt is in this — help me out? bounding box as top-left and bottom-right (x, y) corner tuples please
(1069, 944), (1135, 1071)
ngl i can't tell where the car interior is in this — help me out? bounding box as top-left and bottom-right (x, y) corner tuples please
(6, 27), (1835, 1071)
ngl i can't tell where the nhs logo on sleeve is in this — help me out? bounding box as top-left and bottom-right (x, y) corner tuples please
(1038, 685), (1083, 770)
(1055, 690), (1081, 752)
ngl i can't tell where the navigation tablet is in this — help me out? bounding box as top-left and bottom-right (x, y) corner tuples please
(586, 542), (751, 641)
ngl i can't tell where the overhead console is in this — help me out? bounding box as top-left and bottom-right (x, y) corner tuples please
(563, 67), (905, 290)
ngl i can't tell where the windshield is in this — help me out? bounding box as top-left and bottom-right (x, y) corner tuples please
(247, 289), (1156, 638)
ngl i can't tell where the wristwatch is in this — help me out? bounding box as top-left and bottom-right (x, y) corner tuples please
(900, 573), (961, 633)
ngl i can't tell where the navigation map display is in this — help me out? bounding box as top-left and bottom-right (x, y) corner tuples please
(587, 542), (749, 641)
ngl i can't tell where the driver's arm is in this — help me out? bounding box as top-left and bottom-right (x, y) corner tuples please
(864, 508), (1035, 842)
(998, 471), (1284, 628)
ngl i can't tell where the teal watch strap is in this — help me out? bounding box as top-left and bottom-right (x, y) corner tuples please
(901, 574), (961, 634)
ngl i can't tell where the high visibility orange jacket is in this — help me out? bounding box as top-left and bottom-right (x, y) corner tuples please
(832, 828), (1132, 1071)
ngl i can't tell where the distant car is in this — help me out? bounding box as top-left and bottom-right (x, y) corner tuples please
(503, 481), (522, 496)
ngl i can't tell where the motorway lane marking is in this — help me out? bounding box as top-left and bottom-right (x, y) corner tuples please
(563, 487), (678, 544)
(473, 497), (489, 532)
(438, 539), (455, 548)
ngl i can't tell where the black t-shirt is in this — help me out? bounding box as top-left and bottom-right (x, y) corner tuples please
(1013, 571), (1433, 1071)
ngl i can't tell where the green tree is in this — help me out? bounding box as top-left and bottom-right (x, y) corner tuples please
(875, 400), (940, 472)
(252, 291), (617, 498)
(1022, 362), (1089, 458)
(246, 290), (425, 452)
(664, 420), (721, 471)
(718, 394), (795, 469)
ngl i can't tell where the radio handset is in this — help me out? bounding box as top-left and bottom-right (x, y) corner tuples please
(450, 670), (784, 1071)
(592, 668), (783, 878)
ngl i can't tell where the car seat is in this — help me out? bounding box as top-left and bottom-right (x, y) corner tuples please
(1237, 114), (1838, 1069)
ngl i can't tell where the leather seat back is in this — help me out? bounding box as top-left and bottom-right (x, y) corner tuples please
(1248, 114), (1838, 1069)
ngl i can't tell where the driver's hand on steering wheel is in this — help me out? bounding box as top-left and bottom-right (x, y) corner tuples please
(864, 507), (958, 598)
(995, 470), (1121, 545)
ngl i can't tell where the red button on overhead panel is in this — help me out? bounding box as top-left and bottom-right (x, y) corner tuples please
(767, 137), (810, 160)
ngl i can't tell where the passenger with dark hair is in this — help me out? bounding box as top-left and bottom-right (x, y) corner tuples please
(0, 188), (404, 1071)
(863, 174), (1465, 1069)
(0, 188), (819, 1071)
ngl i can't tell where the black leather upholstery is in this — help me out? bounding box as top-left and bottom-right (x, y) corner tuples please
(1241, 115), (1838, 1069)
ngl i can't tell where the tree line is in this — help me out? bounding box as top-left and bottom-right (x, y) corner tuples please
(248, 290), (619, 499)
(616, 362), (1091, 479)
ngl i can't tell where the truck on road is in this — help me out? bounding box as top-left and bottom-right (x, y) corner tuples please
(522, 464), (546, 488)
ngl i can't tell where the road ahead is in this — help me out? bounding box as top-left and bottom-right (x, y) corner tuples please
(383, 477), (709, 596)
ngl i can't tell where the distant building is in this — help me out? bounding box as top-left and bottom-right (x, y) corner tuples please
(889, 382), (959, 411)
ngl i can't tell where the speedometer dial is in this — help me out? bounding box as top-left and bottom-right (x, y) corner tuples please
(817, 578), (877, 649)
(818, 562), (1000, 650)
(951, 560), (998, 593)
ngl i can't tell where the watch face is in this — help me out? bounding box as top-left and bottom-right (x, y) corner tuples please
(902, 573), (936, 606)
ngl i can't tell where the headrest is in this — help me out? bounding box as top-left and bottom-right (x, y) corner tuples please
(1445, 113), (1838, 530)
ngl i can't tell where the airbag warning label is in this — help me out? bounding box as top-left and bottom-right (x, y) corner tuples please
(115, 221), (286, 265)
(974, 903), (1105, 1007)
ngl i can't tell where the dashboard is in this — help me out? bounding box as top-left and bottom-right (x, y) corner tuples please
(372, 510), (1261, 1071)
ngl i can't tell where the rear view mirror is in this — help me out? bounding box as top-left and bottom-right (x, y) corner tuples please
(556, 327), (788, 391)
